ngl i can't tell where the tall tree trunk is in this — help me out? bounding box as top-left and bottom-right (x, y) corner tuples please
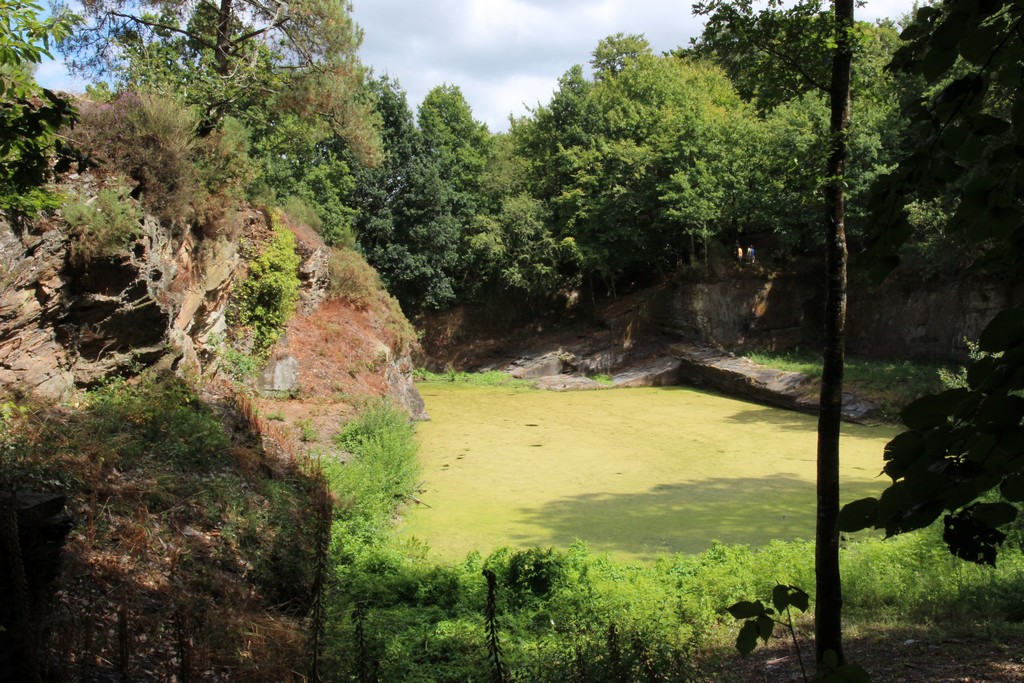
(815, 0), (853, 667)
(215, 0), (233, 76)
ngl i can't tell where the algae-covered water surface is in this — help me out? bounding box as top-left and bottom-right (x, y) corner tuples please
(401, 383), (896, 563)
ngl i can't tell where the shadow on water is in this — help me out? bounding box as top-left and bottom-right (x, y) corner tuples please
(723, 405), (826, 433)
(507, 474), (883, 561)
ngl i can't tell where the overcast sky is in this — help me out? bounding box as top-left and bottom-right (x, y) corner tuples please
(38, 0), (919, 132)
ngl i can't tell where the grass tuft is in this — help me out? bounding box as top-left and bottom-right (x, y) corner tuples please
(743, 349), (953, 419)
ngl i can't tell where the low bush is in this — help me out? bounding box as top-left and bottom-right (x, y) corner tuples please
(330, 400), (419, 548)
(328, 247), (381, 309)
(72, 92), (255, 232)
(61, 178), (143, 264)
(84, 373), (230, 470)
(282, 195), (324, 234)
(326, 247), (418, 355)
(73, 92), (201, 225)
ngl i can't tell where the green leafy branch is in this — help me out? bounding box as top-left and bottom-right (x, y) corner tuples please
(728, 584), (872, 682)
(840, 307), (1024, 567)
(728, 584), (809, 669)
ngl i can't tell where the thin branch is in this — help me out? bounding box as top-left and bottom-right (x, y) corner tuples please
(108, 11), (217, 52)
(228, 18), (288, 52)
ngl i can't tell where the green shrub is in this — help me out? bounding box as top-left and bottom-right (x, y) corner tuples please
(215, 337), (263, 380)
(0, 186), (63, 215)
(234, 218), (301, 355)
(62, 179), (143, 263)
(85, 374), (230, 470)
(327, 247), (381, 309)
(330, 401), (419, 547)
(0, 400), (61, 491)
(326, 247), (418, 354)
(73, 92), (202, 225)
(73, 92), (255, 231)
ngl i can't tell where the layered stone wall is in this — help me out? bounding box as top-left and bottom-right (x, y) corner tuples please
(657, 271), (1021, 361)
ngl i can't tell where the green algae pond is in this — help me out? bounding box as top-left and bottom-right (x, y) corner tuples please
(398, 382), (898, 563)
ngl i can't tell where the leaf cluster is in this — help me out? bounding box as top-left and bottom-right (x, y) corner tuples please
(234, 218), (301, 355)
(866, 0), (1024, 278)
(841, 309), (1024, 565)
(727, 584), (809, 656)
(0, 1), (80, 213)
(691, 0), (834, 110)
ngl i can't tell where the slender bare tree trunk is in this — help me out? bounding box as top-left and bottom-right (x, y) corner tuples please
(816, 0), (853, 667)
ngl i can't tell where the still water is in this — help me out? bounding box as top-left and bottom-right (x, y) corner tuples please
(400, 383), (896, 563)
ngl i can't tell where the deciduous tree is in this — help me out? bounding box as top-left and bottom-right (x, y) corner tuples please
(0, 0), (79, 211)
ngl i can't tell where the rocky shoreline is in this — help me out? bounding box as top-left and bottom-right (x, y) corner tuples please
(502, 342), (879, 423)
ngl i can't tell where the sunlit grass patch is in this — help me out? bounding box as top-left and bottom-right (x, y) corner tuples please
(742, 349), (953, 419)
(413, 368), (537, 388)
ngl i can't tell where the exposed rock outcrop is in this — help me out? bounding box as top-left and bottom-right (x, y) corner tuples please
(657, 269), (1023, 362)
(0, 192), (425, 421)
(669, 343), (878, 422)
(387, 354), (428, 420)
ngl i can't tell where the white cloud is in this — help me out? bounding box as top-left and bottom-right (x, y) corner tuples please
(32, 56), (87, 94)
(355, 0), (917, 132)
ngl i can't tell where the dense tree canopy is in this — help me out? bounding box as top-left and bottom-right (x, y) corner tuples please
(57, 0), (380, 162)
(0, 0), (80, 211)
(9, 0), (1002, 326)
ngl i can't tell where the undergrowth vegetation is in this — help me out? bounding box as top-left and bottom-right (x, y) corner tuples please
(71, 92), (254, 230)
(61, 178), (144, 264)
(4, 371), (1023, 679)
(0, 374), (325, 679)
(413, 368), (537, 388)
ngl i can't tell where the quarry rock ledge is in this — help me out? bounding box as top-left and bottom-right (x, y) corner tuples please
(502, 344), (878, 424)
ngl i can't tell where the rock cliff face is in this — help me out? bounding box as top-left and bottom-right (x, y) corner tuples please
(658, 269), (1022, 362)
(417, 264), (1019, 422)
(0, 194), (424, 420)
(0, 206), (268, 397)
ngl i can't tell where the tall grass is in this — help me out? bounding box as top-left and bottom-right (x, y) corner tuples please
(327, 401), (420, 550)
(413, 369), (537, 389)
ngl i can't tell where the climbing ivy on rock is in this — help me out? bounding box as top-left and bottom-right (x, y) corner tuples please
(235, 216), (301, 355)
